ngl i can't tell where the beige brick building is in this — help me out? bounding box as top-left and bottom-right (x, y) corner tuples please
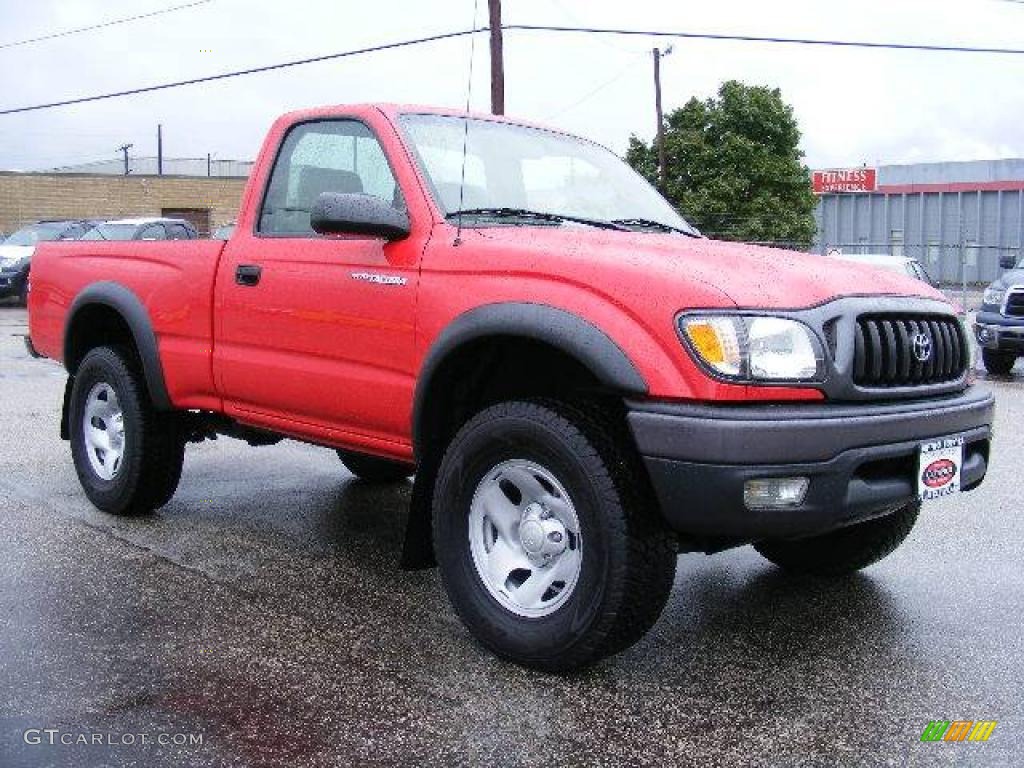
(0, 172), (247, 236)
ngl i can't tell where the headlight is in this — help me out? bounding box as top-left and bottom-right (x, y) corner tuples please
(982, 285), (1005, 307)
(680, 314), (824, 381)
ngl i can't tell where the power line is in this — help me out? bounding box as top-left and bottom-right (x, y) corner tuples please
(0, 28), (479, 116)
(545, 53), (646, 120)
(504, 24), (1024, 56)
(4, 24), (1024, 117)
(0, 0), (215, 51)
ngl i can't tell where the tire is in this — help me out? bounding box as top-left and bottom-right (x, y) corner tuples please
(754, 501), (920, 576)
(336, 449), (413, 482)
(17, 282), (28, 308)
(433, 400), (677, 673)
(982, 349), (1016, 375)
(68, 346), (185, 516)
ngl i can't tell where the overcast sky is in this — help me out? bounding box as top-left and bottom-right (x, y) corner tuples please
(0, 0), (1022, 172)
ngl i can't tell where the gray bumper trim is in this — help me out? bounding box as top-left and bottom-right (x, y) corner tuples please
(627, 387), (995, 465)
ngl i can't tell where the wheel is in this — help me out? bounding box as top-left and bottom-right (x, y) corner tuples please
(433, 400), (677, 673)
(68, 346), (185, 515)
(982, 349), (1016, 375)
(754, 501), (920, 576)
(16, 280), (28, 307)
(336, 449), (413, 482)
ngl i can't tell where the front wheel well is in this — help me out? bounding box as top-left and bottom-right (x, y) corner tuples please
(402, 336), (636, 570)
(416, 336), (628, 460)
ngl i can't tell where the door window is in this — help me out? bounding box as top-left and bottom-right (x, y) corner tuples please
(139, 224), (166, 240)
(259, 120), (400, 236)
(59, 224), (87, 240)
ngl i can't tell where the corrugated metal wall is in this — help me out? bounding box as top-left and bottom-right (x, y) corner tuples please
(814, 189), (1024, 283)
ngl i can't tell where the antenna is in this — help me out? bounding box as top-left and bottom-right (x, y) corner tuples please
(454, 0), (482, 247)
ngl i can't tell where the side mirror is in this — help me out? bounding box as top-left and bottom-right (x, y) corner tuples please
(999, 252), (1017, 270)
(311, 192), (410, 241)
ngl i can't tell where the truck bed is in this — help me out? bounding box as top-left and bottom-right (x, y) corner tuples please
(29, 239), (227, 411)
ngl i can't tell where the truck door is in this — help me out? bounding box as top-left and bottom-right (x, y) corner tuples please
(214, 117), (423, 454)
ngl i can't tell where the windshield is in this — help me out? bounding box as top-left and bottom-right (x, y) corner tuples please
(400, 114), (698, 235)
(4, 222), (68, 246)
(81, 224), (139, 241)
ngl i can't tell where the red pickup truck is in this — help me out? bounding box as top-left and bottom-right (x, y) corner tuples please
(27, 104), (993, 671)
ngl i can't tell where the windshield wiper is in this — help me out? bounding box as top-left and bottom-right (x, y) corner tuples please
(447, 207), (628, 232)
(611, 218), (702, 237)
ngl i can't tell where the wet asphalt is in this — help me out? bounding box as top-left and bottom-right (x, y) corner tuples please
(0, 303), (1022, 768)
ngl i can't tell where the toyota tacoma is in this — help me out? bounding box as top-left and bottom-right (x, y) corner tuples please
(26, 105), (994, 672)
(975, 264), (1024, 374)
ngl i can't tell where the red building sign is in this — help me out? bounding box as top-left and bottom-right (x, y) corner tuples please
(812, 168), (878, 194)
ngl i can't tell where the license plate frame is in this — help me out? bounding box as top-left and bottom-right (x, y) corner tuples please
(918, 436), (964, 501)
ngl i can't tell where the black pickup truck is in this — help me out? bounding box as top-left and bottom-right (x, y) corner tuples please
(975, 262), (1024, 374)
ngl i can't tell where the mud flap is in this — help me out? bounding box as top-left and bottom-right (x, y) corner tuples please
(400, 457), (439, 570)
(60, 375), (73, 440)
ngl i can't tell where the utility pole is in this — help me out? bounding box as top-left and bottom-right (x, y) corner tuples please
(488, 0), (504, 114)
(653, 46), (672, 190)
(157, 124), (163, 176)
(118, 143), (133, 176)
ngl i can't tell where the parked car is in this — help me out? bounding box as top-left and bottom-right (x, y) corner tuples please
(0, 219), (99, 306)
(81, 217), (198, 241)
(212, 223), (236, 240)
(829, 252), (935, 285)
(26, 105), (993, 672)
(974, 263), (1024, 374)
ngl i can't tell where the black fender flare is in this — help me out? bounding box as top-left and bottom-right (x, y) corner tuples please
(402, 302), (648, 569)
(411, 302), (647, 456)
(63, 281), (172, 410)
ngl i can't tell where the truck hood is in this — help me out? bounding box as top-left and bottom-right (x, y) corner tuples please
(470, 226), (947, 309)
(990, 269), (1024, 289)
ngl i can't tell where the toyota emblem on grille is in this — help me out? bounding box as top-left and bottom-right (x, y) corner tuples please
(911, 331), (933, 362)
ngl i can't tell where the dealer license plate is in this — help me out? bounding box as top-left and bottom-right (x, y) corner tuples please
(918, 436), (964, 501)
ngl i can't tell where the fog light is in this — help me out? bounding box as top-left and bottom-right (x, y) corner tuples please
(743, 477), (810, 510)
(976, 326), (993, 343)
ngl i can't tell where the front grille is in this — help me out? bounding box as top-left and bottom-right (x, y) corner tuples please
(1005, 289), (1024, 317)
(853, 314), (966, 387)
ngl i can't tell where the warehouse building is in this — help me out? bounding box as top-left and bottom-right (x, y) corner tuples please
(46, 155), (255, 178)
(0, 157), (250, 237)
(813, 159), (1024, 284)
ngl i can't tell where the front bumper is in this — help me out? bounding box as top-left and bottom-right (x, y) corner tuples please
(0, 269), (27, 299)
(974, 311), (1024, 352)
(627, 387), (994, 544)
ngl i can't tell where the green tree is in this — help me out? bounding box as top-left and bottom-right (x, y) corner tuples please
(626, 80), (817, 247)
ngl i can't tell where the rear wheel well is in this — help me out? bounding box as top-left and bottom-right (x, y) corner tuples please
(65, 304), (141, 376)
(61, 305), (144, 440)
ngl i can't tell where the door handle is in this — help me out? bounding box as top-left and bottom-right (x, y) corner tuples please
(235, 264), (262, 286)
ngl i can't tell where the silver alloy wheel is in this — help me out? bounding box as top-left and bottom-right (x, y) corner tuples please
(82, 382), (126, 481)
(468, 459), (583, 618)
